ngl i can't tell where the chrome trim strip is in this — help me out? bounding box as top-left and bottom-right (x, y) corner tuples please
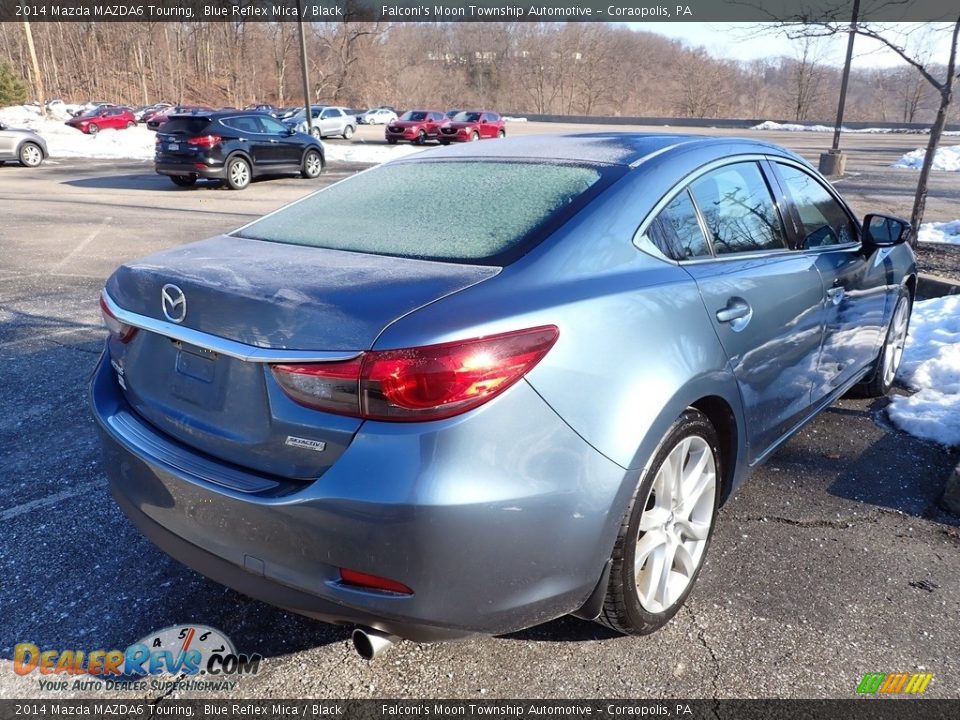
(101, 291), (361, 364)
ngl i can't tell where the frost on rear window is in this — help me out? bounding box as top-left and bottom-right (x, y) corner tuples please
(235, 161), (605, 263)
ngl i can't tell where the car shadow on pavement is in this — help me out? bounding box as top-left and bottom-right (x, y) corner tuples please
(499, 615), (622, 643)
(773, 397), (959, 522)
(62, 175), (225, 192)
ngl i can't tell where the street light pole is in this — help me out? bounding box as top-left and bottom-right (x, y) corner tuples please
(819, 0), (860, 176)
(297, 0), (313, 135)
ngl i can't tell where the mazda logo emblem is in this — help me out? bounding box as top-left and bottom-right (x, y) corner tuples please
(161, 284), (187, 324)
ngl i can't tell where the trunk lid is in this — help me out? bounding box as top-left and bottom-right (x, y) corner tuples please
(106, 235), (499, 480)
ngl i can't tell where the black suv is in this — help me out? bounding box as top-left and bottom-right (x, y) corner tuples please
(154, 111), (325, 190)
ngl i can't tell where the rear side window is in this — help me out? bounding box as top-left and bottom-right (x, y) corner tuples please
(160, 118), (211, 135)
(235, 161), (616, 264)
(690, 162), (786, 255)
(647, 189), (711, 260)
(223, 116), (260, 133)
(776, 163), (858, 248)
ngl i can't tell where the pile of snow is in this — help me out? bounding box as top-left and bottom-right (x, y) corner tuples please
(892, 145), (960, 172)
(0, 104), (155, 160)
(752, 120), (960, 136)
(887, 295), (960, 447)
(0, 104), (426, 165)
(503, 116), (528, 122)
(917, 220), (960, 245)
(752, 120), (840, 132)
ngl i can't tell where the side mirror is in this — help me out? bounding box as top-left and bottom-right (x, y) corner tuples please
(863, 213), (911, 248)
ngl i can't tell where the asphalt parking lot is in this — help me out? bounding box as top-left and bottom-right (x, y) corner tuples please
(1, 127), (959, 700)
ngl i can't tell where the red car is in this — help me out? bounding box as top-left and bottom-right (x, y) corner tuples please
(385, 110), (447, 145)
(65, 106), (136, 135)
(438, 111), (506, 144)
(147, 106), (212, 131)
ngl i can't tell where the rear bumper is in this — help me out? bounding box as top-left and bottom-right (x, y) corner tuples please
(155, 161), (225, 180)
(90, 351), (627, 641)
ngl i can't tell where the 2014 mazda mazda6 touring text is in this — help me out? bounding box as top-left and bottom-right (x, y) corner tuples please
(91, 134), (916, 655)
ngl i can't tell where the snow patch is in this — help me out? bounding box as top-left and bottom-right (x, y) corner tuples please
(752, 120), (960, 136)
(0, 104), (154, 160)
(887, 295), (960, 447)
(1, 104), (426, 165)
(892, 145), (960, 172)
(503, 116), (528, 122)
(917, 220), (960, 246)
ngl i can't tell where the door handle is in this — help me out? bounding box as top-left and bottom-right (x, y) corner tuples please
(716, 299), (752, 324)
(826, 286), (845, 305)
(269, 139), (279, 143)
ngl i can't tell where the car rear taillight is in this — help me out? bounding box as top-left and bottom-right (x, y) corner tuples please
(99, 295), (137, 343)
(339, 568), (412, 595)
(271, 325), (558, 422)
(187, 134), (221, 148)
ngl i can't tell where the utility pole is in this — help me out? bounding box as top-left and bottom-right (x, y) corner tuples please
(818, 0), (860, 176)
(22, 19), (45, 115)
(296, 0), (313, 135)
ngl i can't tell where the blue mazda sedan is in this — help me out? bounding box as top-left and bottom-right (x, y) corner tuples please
(91, 134), (915, 658)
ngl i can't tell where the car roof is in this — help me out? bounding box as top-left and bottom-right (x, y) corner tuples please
(405, 132), (805, 168)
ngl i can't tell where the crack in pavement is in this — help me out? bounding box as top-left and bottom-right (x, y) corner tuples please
(729, 507), (912, 530)
(685, 604), (721, 717)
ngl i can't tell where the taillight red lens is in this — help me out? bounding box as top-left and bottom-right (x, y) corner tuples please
(187, 134), (221, 148)
(339, 568), (412, 595)
(99, 295), (137, 343)
(271, 325), (558, 422)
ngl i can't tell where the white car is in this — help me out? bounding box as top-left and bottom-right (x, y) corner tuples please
(360, 108), (398, 125)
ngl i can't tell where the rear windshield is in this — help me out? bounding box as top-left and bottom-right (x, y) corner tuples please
(234, 160), (618, 264)
(160, 117), (211, 134)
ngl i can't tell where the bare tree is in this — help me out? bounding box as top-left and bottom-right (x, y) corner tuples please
(771, 18), (960, 242)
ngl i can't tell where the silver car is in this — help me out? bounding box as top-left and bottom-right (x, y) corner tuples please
(0, 122), (47, 167)
(91, 134), (915, 658)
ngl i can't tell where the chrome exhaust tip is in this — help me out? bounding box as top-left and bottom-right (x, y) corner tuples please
(352, 627), (398, 661)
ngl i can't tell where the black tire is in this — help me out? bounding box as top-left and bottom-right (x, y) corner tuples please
(597, 408), (721, 636)
(18, 142), (44, 167)
(439, 140), (450, 146)
(387, 138), (397, 145)
(416, 129), (426, 145)
(87, 123), (99, 135)
(170, 175), (197, 187)
(301, 148), (324, 179)
(470, 131), (480, 142)
(497, 129), (506, 138)
(342, 125), (354, 139)
(224, 156), (251, 191)
(849, 288), (912, 398)
(126, 121), (136, 128)
(310, 127), (321, 139)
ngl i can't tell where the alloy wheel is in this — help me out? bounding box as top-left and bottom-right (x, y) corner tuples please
(635, 435), (716, 614)
(883, 296), (910, 388)
(20, 143), (42, 167)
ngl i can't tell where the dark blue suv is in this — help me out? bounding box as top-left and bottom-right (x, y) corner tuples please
(155, 111), (325, 190)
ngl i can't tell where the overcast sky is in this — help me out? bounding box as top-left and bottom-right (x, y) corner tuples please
(637, 22), (955, 69)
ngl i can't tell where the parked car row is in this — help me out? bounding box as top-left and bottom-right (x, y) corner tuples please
(386, 109), (506, 145)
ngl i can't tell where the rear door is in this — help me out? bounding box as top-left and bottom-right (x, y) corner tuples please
(672, 160), (826, 461)
(257, 115), (301, 166)
(770, 160), (889, 397)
